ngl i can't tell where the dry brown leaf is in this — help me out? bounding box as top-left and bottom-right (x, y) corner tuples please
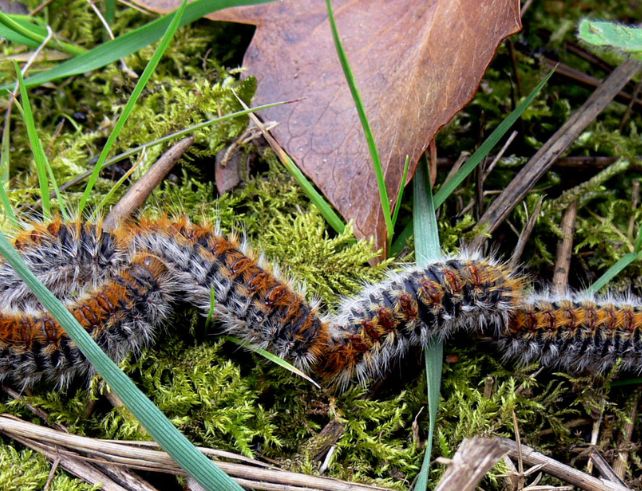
(133, 0), (521, 252)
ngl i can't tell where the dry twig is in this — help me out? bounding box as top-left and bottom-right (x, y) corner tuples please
(509, 196), (544, 269)
(500, 438), (631, 491)
(434, 438), (509, 491)
(0, 415), (390, 491)
(473, 59), (642, 246)
(103, 136), (194, 231)
(613, 390), (640, 479)
(552, 201), (577, 294)
(589, 450), (627, 487)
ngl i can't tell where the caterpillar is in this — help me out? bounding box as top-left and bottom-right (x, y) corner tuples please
(1, 217), (641, 391)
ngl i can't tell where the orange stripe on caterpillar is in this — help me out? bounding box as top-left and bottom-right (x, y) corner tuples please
(501, 295), (642, 373)
(0, 254), (174, 388)
(0, 219), (127, 309)
(318, 255), (525, 388)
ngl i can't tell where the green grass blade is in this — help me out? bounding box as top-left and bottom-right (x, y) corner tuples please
(14, 64), (51, 219)
(412, 160), (442, 490)
(390, 220), (413, 256)
(226, 336), (321, 389)
(0, 15), (43, 48)
(612, 377), (642, 387)
(78, 1), (186, 214)
(586, 251), (640, 294)
(206, 288), (217, 327)
(281, 154), (346, 234)
(0, 110), (17, 226)
(0, 232), (242, 490)
(3, 0), (274, 91)
(586, 223), (642, 294)
(433, 69), (555, 208)
(43, 158), (70, 220)
(324, 0), (393, 241)
(0, 12), (85, 56)
(392, 155), (411, 227)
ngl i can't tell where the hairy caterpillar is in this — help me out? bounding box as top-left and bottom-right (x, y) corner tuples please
(1, 217), (641, 390)
(0, 251), (174, 388)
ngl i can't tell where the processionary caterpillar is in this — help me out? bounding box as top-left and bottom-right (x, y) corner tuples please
(1, 217), (642, 390)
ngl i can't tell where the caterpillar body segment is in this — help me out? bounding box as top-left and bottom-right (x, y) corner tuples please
(501, 294), (642, 374)
(123, 218), (330, 371)
(0, 253), (175, 388)
(0, 220), (127, 310)
(320, 255), (526, 388)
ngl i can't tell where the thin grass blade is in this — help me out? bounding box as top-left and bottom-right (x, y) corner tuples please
(14, 64), (51, 218)
(586, 251), (640, 294)
(0, 15), (43, 48)
(281, 154), (345, 233)
(205, 288), (217, 327)
(3, 0), (274, 91)
(78, 1), (185, 214)
(226, 336), (321, 388)
(0, 13), (85, 55)
(433, 69), (555, 208)
(0, 111), (17, 225)
(412, 159), (442, 490)
(324, 0), (392, 241)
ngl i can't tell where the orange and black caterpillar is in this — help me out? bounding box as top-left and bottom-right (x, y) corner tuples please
(2, 217), (642, 390)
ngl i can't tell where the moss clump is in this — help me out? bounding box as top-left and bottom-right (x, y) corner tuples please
(0, 441), (98, 491)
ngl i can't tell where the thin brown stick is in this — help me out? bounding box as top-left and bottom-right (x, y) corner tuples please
(103, 136), (194, 231)
(500, 438), (630, 491)
(540, 57), (642, 109)
(613, 390), (640, 479)
(0, 415), (389, 491)
(589, 450), (626, 486)
(620, 79), (642, 130)
(564, 42), (615, 73)
(521, 0), (534, 16)
(474, 59), (642, 244)
(434, 438), (509, 491)
(44, 456), (61, 491)
(552, 201), (577, 294)
(512, 410), (525, 490)
(510, 196), (544, 269)
(437, 156), (642, 170)
(11, 434), (129, 491)
(483, 130), (518, 182)
(440, 152), (470, 191)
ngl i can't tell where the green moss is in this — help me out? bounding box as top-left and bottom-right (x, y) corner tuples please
(0, 441), (98, 491)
